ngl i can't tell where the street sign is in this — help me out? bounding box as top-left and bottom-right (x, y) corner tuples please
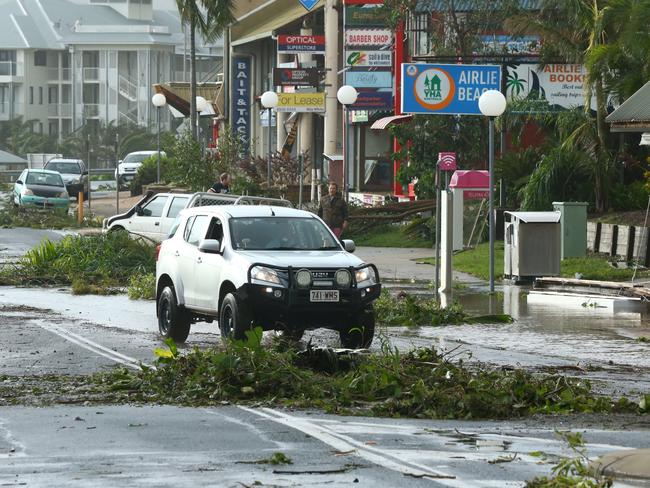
(277, 35), (326, 54)
(401, 63), (502, 115)
(438, 152), (457, 171)
(345, 70), (392, 88)
(350, 91), (392, 110)
(345, 50), (392, 67)
(299, 0), (319, 11)
(273, 68), (320, 87)
(275, 92), (326, 112)
(345, 5), (384, 26)
(231, 57), (251, 155)
(345, 29), (392, 46)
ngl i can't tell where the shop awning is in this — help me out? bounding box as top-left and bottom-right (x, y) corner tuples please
(231, 0), (324, 46)
(371, 114), (413, 130)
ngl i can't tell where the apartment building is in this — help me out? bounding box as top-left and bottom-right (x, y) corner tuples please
(0, 0), (222, 137)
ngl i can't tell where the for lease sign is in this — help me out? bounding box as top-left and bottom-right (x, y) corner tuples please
(344, 29), (392, 46)
(275, 92), (326, 112)
(277, 35), (325, 54)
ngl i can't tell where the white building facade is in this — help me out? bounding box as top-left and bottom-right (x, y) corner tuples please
(0, 0), (221, 137)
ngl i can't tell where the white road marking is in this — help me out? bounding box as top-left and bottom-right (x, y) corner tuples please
(37, 321), (150, 370)
(0, 418), (26, 459)
(239, 406), (460, 483)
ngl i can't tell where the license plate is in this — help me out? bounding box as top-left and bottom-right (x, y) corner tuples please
(310, 290), (339, 302)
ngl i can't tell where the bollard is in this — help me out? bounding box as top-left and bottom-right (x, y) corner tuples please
(77, 192), (84, 224)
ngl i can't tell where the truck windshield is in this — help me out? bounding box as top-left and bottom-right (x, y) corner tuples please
(230, 217), (340, 251)
(46, 162), (81, 174)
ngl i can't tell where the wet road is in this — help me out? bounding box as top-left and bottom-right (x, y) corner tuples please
(2, 227), (650, 486)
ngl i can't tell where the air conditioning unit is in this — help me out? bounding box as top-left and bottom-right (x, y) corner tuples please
(640, 132), (650, 145)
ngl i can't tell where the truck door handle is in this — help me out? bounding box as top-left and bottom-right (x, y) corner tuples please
(154, 221), (160, 226)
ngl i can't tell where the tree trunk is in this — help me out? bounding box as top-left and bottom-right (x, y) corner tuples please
(190, 17), (197, 140)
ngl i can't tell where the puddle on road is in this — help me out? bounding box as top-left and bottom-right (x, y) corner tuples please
(382, 279), (650, 369)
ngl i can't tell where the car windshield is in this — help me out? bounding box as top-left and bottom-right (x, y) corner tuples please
(230, 217), (341, 251)
(123, 153), (153, 164)
(46, 162), (81, 174)
(26, 172), (64, 187)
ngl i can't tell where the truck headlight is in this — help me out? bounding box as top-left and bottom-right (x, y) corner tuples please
(355, 266), (377, 287)
(59, 191), (69, 198)
(335, 269), (351, 288)
(251, 266), (286, 287)
(21, 188), (33, 196)
(295, 269), (312, 288)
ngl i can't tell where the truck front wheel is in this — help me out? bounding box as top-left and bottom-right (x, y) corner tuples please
(157, 286), (191, 343)
(219, 293), (253, 341)
(339, 308), (375, 349)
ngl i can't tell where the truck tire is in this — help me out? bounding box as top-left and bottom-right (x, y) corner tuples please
(219, 293), (253, 341)
(339, 307), (375, 349)
(157, 286), (191, 343)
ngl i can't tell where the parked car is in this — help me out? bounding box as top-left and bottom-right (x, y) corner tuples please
(155, 203), (381, 348)
(102, 191), (250, 242)
(43, 158), (89, 199)
(12, 169), (69, 210)
(115, 151), (165, 188)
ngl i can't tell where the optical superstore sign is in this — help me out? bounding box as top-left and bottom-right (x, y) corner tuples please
(277, 35), (325, 54)
(401, 63), (501, 115)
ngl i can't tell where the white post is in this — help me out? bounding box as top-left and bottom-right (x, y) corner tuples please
(323, 0), (339, 168)
(439, 189), (453, 295)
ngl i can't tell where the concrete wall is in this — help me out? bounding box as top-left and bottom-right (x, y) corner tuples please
(587, 221), (650, 265)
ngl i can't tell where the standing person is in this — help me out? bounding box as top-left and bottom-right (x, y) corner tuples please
(208, 172), (231, 193)
(318, 182), (348, 238)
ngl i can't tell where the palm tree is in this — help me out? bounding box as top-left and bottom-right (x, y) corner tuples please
(175, 0), (235, 139)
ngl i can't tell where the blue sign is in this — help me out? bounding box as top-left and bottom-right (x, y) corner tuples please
(232, 57), (250, 155)
(401, 63), (502, 115)
(351, 91), (392, 111)
(299, 0), (319, 11)
(345, 70), (392, 88)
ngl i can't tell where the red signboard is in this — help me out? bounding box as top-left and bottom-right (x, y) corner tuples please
(437, 152), (457, 171)
(277, 35), (325, 54)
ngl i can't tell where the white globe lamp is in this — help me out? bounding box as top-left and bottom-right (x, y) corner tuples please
(478, 90), (506, 117)
(261, 91), (279, 109)
(337, 85), (358, 106)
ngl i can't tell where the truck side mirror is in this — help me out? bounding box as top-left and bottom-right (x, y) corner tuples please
(15, 180), (23, 185)
(198, 239), (221, 254)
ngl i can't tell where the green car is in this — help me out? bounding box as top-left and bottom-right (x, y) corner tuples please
(12, 169), (70, 210)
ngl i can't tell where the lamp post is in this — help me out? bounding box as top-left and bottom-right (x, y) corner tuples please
(195, 96), (207, 147)
(478, 89), (507, 293)
(261, 91), (278, 188)
(336, 85), (358, 201)
(151, 93), (167, 183)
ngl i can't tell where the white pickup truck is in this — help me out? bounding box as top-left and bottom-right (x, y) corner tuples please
(155, 202), (381, 348)
(102, 191), (248, 242)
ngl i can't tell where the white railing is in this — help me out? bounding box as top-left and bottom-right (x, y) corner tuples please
(83, 104), (100, 117)
(118, 109), (137, 126)
(0, 61), (22, 77)
(48, 103), (72, 117)
(118, 74), (138, 102)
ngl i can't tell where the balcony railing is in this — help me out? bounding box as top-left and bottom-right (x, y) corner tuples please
(48, 103), (72, 117)
(83, 104), (100, 117)
(83, 67), (100, 81)
(47, 67), (71, 82)
(0, 61), (22, 77)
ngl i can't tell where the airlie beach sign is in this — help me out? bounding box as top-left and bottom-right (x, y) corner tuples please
(277, 35), (325, 54)
(401, 63), (502, 115)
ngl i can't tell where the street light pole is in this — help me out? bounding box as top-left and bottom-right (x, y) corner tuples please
(336, 85), (358, 202)
(151, 93), (167, 183)
(261, 91), (279, 188)
(478, 90), (507, 293)
(195, 96), (207, 154)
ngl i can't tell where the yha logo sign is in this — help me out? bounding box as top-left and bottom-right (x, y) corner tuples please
(409, 67), (455, 111)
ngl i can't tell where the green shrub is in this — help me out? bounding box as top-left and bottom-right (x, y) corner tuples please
(130, 155), (171, 195)
(127, 272), (156, 300)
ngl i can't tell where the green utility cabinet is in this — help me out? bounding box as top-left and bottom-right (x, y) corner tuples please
(552, 201), (588, 259)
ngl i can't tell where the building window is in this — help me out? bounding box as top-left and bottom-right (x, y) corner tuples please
(34, 50), (47, 66)
(359, 126), (393, 191)
(29, 87), (34, 104)
(38, 122), (43, 134)
(48, 86), (58, 104)
(39, 87), (43, 105)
